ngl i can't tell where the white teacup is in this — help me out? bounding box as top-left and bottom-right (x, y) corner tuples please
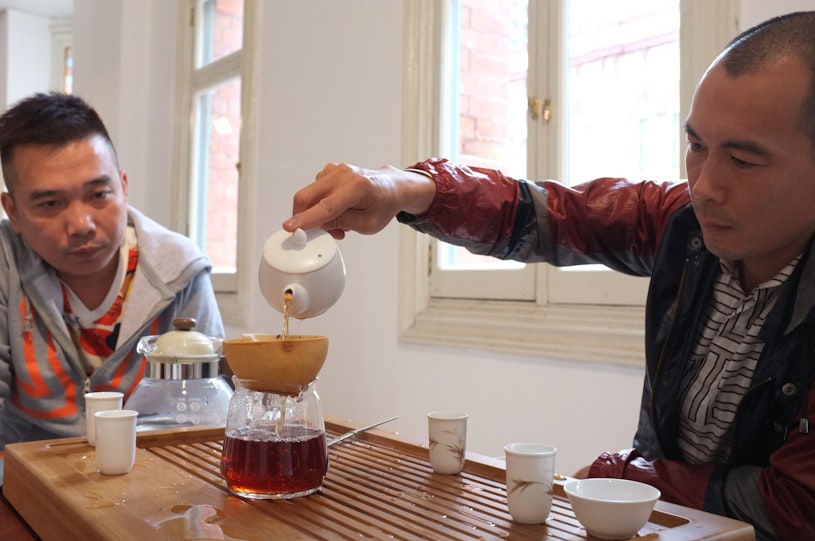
(84, 391), (123, 447)
(427, 411), (468, 474)
(95, 409), (138, 475)
(504, 442), (557, 524)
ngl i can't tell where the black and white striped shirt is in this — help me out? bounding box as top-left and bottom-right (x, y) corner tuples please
(678, 256), (800, 464)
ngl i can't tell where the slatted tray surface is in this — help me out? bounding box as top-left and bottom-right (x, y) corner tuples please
(148, 426), (609, 540)
(3, 419), (755, 540)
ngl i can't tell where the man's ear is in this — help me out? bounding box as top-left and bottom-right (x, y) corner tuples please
(1, 192), (20, 232)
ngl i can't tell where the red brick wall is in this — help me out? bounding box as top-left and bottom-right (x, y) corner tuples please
(457, 0), (525, 172)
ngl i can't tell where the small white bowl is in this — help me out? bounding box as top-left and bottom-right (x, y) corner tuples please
(563, 478), (660, 540)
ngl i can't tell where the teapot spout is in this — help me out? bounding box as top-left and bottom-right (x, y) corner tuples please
(283, 283), (310, 318)
(258, 227), (347, 318)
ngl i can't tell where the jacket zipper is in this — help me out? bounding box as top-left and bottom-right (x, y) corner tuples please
(649, 255), (693, 453)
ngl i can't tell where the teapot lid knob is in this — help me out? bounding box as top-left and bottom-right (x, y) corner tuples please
(290, 228), (308, 248)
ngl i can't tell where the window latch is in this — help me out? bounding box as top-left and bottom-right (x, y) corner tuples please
(528, 97), (551, 123)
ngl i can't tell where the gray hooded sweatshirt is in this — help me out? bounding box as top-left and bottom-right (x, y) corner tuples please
(0, 207), (224, 448)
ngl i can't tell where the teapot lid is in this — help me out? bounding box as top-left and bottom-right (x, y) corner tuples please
(262, 228), (339, 274)
(140, 317), (222, 363)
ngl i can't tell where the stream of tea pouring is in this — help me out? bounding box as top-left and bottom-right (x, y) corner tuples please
(239, 287), (294, 341)
(239, 291), (297, 437)
(282, 289), (294, 338)
(277, 290), (295, 436)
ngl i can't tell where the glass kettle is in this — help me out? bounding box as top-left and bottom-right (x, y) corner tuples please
(125, 317), (233, 430)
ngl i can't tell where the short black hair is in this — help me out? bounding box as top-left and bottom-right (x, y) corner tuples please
(720, 11), (815, 155)
(0, 92), (118, 193)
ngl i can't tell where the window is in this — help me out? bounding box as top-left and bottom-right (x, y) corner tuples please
(400, 0), (736, 365)
(50, 22), (73, 94)
(431, 0), (534, 301)
(175, 0), (261, 320)
(190, 76), (241, 279)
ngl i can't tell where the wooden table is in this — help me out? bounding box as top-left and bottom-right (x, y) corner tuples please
(2, 417), (754, 540)
(1, 490), (38, 540)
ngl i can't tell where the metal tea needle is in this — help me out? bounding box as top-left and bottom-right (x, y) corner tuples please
(328, 416), (399, 447)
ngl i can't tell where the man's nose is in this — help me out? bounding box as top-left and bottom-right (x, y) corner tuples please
(689, 157), (726, 204)
(64, 203), (96, 236)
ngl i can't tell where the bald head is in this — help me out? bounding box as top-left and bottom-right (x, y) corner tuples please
(716, 11), (815, 154)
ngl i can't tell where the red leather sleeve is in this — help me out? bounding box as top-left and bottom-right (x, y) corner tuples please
(588, 449), (716, 509)
(407, 158), (520, 245)
(407, 158), (690, 263)
(590, 391), (815, 541)
(756, 383), (815, 540)
(546, 177), (690, 258)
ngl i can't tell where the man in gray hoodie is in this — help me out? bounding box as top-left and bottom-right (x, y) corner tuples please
(0, 92), (223, 449)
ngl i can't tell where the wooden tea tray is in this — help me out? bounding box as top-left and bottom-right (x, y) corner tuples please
(3, 416), (754, 540)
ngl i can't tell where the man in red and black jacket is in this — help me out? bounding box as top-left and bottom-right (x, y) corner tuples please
(284, 12), (815, 541)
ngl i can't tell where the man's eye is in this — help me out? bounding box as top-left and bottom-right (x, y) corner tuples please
(37, 200), (59, 209)
(93, 190), (112, 200)
(732, 156), (755, 167)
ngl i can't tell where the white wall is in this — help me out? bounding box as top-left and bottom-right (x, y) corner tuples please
(740, 0), (814, 27)
(0, 9), (51, 107)
(65, 0), (806, 476)
(72, 1), (176, 217)
(0, 8), (59, 190)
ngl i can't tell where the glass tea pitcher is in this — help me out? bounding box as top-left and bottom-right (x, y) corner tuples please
(220, 378), (328, 499)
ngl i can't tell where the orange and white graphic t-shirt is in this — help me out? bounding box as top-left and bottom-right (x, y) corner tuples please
(62, 227), (138, 376)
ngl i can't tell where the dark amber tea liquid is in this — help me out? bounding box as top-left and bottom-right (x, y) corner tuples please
(221, 425), (328, 499)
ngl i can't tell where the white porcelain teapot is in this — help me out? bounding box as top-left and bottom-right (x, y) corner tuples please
(258, 228), (346, 318)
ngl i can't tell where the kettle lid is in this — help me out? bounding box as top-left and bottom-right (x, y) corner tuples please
(139, 317), (222, 363)
(262, 228), (340, 274)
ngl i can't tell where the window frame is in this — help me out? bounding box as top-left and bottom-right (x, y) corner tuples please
(50, 22), (73, 93)
(174, 0), (262, 324)
(398, 0), (736, 365)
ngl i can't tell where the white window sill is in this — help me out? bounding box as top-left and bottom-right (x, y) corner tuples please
(397, 229), (646, 367)
(400, 297), (646, 366)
